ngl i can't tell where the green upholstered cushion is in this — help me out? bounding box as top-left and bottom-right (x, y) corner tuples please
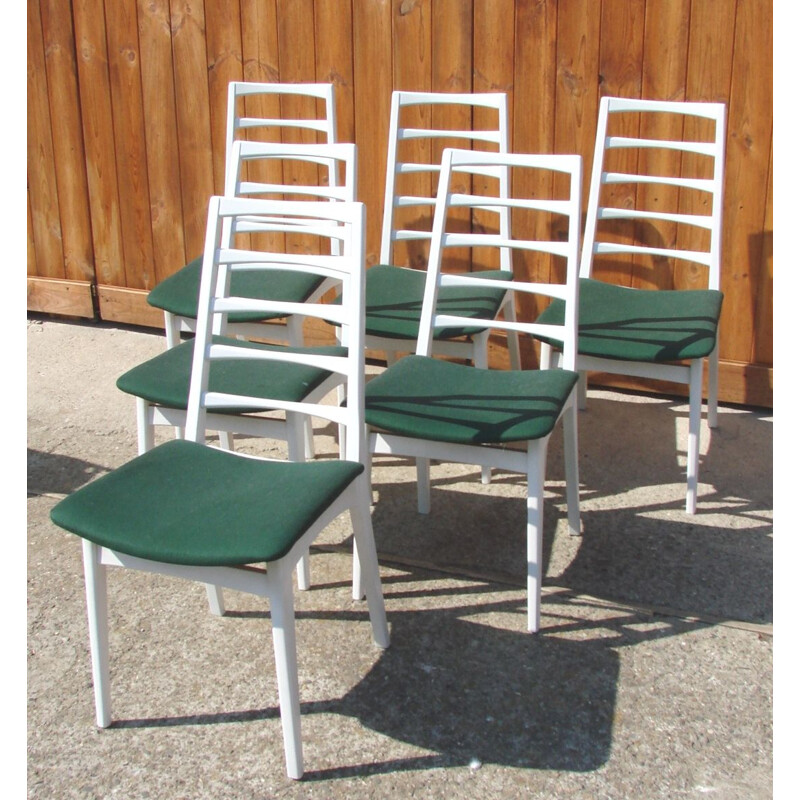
(537, 278), (723, 362)
(116, 336), (345, 411)
(364, 264), (512, 340)
(50, 439), (363, 566)
(147, 256), (325, 323)
(364, 355), (578, 444)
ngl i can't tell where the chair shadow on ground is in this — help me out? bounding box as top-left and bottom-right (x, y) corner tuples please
(366, 389), (772, 626)
(110, 566), (712, 780)
(27, 448), (111, 498)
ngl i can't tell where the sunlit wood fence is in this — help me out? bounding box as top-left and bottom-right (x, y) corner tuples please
(27, 0), (772, 407)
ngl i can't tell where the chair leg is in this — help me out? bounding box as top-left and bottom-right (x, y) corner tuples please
(164, 311), (181, 350)
(503, 295), (522, 371)
(562, 397), (581, 537)
(416, 458), (431, 514)
(218, 431), (235, 450)
(473, 335), (492, 485)
(577, 371), (588, 410)
(686, 359), (703, 514)
(349, 477), (390, 648)
(265, 566), (304, 780)
(136, 397), (155, 455)
(205, 584), (226, 616)
(707, 347), (720, 429)
(526, 442), (548, 633)
(286, 412), (312, 590)
(82, 540), (112, 727)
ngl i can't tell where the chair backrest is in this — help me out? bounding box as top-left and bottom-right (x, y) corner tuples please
(417, 148), (582, 371)
(186, 197), (367, 463)
(225, 82), (339, 196)
(581, 96), (726, 291)
(380, 91), (510, 271)
(223, 140), (356, 245)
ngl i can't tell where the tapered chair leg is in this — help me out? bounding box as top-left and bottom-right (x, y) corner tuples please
(562, 398), (581, 537)
(686, 360), (704, 514)
(82, 540), (112, 727)
(526, 443), (548, 633)
(266, 566), (304, 781)
(349, 477), (390, 647)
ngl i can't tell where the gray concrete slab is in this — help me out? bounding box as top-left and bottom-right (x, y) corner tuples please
(27, 318), (773, 798)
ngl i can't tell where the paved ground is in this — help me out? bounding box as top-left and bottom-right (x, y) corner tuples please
(27, 317), (773, 799)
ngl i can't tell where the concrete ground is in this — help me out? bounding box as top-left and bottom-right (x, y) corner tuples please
(27, 318), (773, 799)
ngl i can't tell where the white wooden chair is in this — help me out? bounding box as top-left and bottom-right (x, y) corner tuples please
(147, 81), (338, 348)
(364, 148), (583, 633)
(537, 96), (726, 513)
(364, 90), (522, 371)
(50, 196), (388, 781)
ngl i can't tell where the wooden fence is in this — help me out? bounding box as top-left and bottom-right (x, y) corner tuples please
(27, 0), (772, 407)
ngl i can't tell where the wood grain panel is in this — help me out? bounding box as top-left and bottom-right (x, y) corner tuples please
(27, 0), (65, 279)
(104, 0), (156, 290)
(720, 0), (772, 370)
(353, 0), (393, 265)
(40, 0), (94, 282)
(593, 0), (645, 288)
(315, 0), (356, 144)
(25, 0), (774, 407)
(170, 0), (214, 257)
(138, 0), (187, 283)
(205, 0), (244, 193)
(72, 0), (125, 286)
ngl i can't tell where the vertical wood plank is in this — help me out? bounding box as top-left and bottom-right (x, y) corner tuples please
(752, 139), (772, 370)
(27, 0), (65, 279)
(473, 0), (514, 270)
(315, 0), (356, 145)
(137, 0), (187, 282)
(511, 0), (558, 338)
(104, 0), (156, 290)
(635, 0), (690, 289)
(170, 0), (214, 258)
(40, 0), (95, 283)
(205, 0), (244, 193)
(353, 0), (393, 264)
(392, 0), (433, 270)
(240, 0), (279, 83)
(592, 0), (645, 288)
(721, 0), (772, 367)
(72, 0), (125, 287)
(678, 0), (736, 289)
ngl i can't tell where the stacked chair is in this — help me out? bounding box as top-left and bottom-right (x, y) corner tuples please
(147, 82), (340, 349)
(50, 196), (389, 780)
(117, 140), (358, 459)
(49, 81), (729, 780)
(537, 97), (726, 513)
(364, 147), (584, 633)
(365, 90), (522, 372)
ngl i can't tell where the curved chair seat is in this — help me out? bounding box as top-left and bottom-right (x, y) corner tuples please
(147, 256), (326, 325)
(51, 439), (363, 567)
(538, 277), (724, 363)
(117, 335), (346, 412)
(364, 264), (513, 341)
(365, 354), (578, 445)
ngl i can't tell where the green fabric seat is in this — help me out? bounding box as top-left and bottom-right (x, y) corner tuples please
(364, 264), (512, 340)
(537, 278), (724, 363)
(116, 336), (346, 412)
(364, 355), (579, 445)
(50, 439), (363, 566)
(147, 256), (326, 324)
